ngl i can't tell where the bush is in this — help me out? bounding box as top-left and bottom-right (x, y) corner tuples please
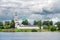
(49, 26), (56, 31)
(31, 29), (37, 32)
(43, 26), (49, 29)
(0, 26), (4, 29)
(4, 25), (10, 29)
(0, 22), (4, 29)
(43, 25), (56, 31)
(22, 20), (29, 25)
(55, 22), (60, 30)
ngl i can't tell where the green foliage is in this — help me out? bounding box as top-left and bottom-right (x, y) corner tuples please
(4, 20), (15, 29)
(33, 20), (42, 29)
(10, 20), (15, 28)
(4, 21), (10, 29)
(4, 25), (10, 29)
(43, 21), (53, 26)
(37, 20), (42, 29)
(5, 21), (10, 25)
(0, 20), (60, 32)
(43, 25), (56, 31)
(50, 21), (53, 25)
(43, 26), (49, 29)
(22, 20), (29, 25)
(31, 29), (37, 32)
(0, 26), (4, 29)
(49, 26), (56, 31)
(33, 20), (38, 25)
(55, 22), (60, 30)
(0, 22), (4, 29)
(0, 22), (3, 26)
(15, 29), (40, 32)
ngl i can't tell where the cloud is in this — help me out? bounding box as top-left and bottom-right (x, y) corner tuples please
(0, 0), (60, 22)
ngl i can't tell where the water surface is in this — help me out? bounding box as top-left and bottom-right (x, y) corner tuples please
(0, 32), (60, 40)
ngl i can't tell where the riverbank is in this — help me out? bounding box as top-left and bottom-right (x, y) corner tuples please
(0, 29), (60, 32)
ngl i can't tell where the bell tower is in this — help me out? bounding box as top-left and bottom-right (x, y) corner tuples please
(14, 13), (19, 28)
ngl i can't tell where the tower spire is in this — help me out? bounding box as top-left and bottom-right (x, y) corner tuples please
(14, 12), (19, 28)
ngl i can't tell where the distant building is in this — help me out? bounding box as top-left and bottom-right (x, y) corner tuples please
(14, 13), (39, 29)
(14, 13), (20, 28)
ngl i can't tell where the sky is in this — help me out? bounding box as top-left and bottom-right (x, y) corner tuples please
(0, 0), (60, 23)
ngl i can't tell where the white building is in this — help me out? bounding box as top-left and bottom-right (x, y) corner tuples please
(14, 13), (39, 29)
(14, 13), (20, 28)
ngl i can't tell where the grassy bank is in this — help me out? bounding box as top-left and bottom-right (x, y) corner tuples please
(0, 29), (60, 32)
(0, 28), (15, 32)
(15, 29), (41, 32)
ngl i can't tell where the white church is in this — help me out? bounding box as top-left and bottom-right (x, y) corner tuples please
(14, 13), (39, 29)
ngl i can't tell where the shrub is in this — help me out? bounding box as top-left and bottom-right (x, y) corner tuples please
(0, 26), (4, 29)
(43, 26), (49, 29)
(31, 29), (37, 32)
(49, 26), (56, 31)
(55, 22), (60, 30)
(4, 25), (10, 29)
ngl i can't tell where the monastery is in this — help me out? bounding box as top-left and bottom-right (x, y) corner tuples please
(14, 13), (39, 29)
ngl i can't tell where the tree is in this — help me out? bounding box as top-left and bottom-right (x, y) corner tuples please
(4, 21), (10, 29)
(22, 20), (29, 25)
(0, 22), (4, 29)
(10, 20), (15, 28)
(50, 21), (53, 25)
(37, 20), (42, 29)
(33, 20), (38, 25)
(5, 21), (10, 25)
(55, 22), (60, 30)
(49, 26), (56, 31)
(43, 21), (53, 26)
(33, 20), (42, 29)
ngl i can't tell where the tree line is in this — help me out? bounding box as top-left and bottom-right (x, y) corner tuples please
(0, 20), (15, 29)
(0, 19), (60, 31)
(22, 20), (60, 31)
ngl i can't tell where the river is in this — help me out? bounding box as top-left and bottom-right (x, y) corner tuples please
(0, 32), (60, 40)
